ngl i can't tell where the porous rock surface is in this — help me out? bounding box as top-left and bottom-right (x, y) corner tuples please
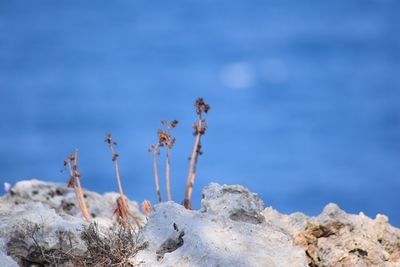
(0, 179), (145, 266)
(1, 180), (399, 267)
(263, 204), (400, 266)
(134, 183), (307, 266)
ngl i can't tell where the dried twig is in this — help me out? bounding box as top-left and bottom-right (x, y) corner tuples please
(149, 144), (162, 203)
(149, 120), (178, 203)
(184, 98), (210, 209)
(162, 120), (178, 201)
(64, 150), (91, 221)
(7, 220), (147, 266)
(105, 133), (129, 228)
(80, 222), (148, 266)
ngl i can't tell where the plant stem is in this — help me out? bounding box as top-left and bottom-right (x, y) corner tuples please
(67, 161), (83, 214)
(110, 145), (128, 207)
(113, 151), (124, 197)
(184, 118), (202, 209)
(73, 149), (91, 221)
(166, 127), (173, 201)
(166, 147), (172, 201)
(153, 148), (162, 203)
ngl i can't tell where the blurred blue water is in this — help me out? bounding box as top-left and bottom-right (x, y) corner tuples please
(1, 0), (399, 225)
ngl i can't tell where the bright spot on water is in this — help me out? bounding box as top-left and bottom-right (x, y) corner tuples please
(220, 62), (255, 89)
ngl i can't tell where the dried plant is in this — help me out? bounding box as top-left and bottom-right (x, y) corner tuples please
(184, 98), (210, 209)
(105, 133), (143, 230)
(64, 149), (91, 221)
(105, 133), (129, 228)
(149, 120), (178, 202)
(161, 120), (178, 201)
(7, 220), (147, 267)
(80, 222), (147, 266)
(111, 195), (143, 230)
(148, 143), (162, 203)
(141, 200), (152, 218)
(7, 220), (81, 266)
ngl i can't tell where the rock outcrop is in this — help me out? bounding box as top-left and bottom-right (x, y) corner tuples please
(263, 204), (400, 266)
(0, 179), (145, 266)
(1, 180), (399, 267)
(135, 183), (307, 266)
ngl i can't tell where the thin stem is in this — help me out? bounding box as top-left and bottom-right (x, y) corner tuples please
(114, 156), (124, 198)
(67, 161), (83, 212)
(153, 148), (162, 203)
(165, 127), (173, 201)
(105, 136), (130, 229)
(184, 119), (202, 209)
(73, 149), (91, 221)
(109, 144), (130, 227)
(166, 146), (172, 201)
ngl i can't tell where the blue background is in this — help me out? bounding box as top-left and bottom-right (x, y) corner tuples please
(1, 0), (399, 225)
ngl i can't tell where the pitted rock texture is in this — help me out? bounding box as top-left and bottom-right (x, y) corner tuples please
(0, 179), (145, 266)
(201, 183), (265, 225)
(1, 180), (399, 267)
(263, 204), (400, 266)
(5, 179), (145, 227)
(134, 184), (307, 267)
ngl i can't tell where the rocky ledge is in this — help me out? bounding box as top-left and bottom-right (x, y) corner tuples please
(0, 180), (399, 266)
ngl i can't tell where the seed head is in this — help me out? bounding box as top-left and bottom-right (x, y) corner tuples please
(194, 98), (210, 116)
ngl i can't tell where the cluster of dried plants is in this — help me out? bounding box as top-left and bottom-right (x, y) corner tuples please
(79, 222), (148, 266)
(7, 98), (212, 266)
(7, 220), (80, 266)
(60, 97), (210, 226)
(7, 220), (147, 267)
(62, 134), (143, 229)
(64, 149), (91, 221)
(149, 120), (178, 203)
(148, 98), (210, 210)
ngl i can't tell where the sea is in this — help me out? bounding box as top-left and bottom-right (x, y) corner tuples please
(1, 0), (399, 225)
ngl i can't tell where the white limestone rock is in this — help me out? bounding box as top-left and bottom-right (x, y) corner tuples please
(0, 179), (146, 266)
(134, 184), (308, 267)
(1, 179), (400, 267)
(6, 179), (145, 227)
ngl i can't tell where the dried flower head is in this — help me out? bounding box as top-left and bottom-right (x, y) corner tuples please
(105, 133), (117, 146)
(157, 129), (169, 147)
(170, 120), (178, 128)
(194, 98), (210, 116)
(112, 153), (119, 162)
